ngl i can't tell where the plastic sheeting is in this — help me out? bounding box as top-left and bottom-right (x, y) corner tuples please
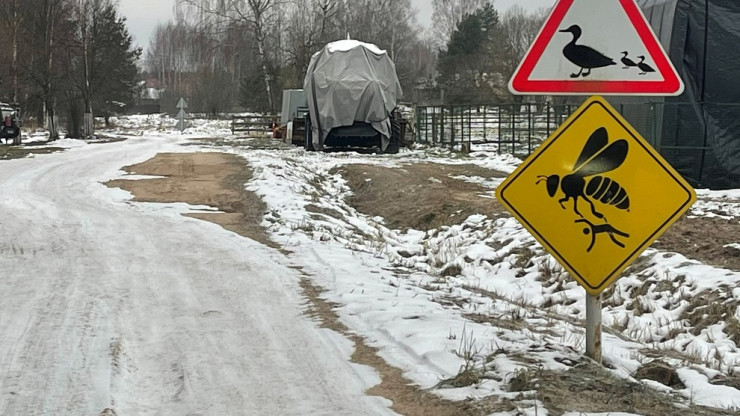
(303, 40), (403, 150)
(638, 0), (740, 189)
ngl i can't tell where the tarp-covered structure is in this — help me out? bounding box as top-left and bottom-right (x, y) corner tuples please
(633, 0), (740, 189)
(304, 40), (403, 150)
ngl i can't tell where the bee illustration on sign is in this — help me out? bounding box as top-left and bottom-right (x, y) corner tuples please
(537, 126), (631, 252)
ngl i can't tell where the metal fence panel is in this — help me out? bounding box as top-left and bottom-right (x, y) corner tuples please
(416, 103), (575, 158)
(415, 102), (739, 189)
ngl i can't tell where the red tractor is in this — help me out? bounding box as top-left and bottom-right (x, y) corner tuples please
(0, 103), (20, 144)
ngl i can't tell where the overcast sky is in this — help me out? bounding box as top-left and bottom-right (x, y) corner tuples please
(118, 0), (556, 51)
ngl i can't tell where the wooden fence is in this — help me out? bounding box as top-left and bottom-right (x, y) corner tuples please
(231, 115), (280, 135)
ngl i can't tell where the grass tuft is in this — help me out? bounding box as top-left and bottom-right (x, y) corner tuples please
(507, 368), (534, 392)
(436, 325), (494, 388)
(682, 291), (739, 339)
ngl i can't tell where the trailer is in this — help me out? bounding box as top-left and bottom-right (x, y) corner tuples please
(279, 89), (309, 146)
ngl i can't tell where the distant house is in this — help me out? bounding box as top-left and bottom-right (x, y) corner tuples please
(130, 78), (164, 114)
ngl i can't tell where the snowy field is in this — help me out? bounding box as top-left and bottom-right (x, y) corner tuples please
(2, 114), (739, 415)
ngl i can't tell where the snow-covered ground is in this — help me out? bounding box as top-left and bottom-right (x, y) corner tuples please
(2, 114), (739, 415)
(238, 142), (740, 412)
(0, 129), (392, 415)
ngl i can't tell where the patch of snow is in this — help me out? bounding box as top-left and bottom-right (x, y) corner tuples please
(327, 39), (386, 55)
(563, 413), (644, 416)
(235, 140), (740, 409)
(677, 368), (740, 408)
(691, 188), (740, 219)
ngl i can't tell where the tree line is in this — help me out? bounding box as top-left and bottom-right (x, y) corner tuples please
(148, 0), (547, 115)
(0, 0), (547, 136)
(0, 0), (140, 139)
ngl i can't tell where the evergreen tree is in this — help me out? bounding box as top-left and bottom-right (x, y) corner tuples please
(65, 0), (140, 137)
(437, 3), (504, 102)
(90, 4), (141, 122)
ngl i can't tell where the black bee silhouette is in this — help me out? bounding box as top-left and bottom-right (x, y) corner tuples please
(537, 127), (630, 219)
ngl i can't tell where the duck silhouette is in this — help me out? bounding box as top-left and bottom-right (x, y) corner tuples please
(559, 25), (615, 77)
(636, 56), (655, 75)
(621, 51), (638, 69)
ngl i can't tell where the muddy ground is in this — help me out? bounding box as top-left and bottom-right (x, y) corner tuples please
(106, 151), (738, 416)
(106, 152), (276, 249)
(0, 144), (62, 159)
(334, 163), (509, 231)
(337, 163), (740, 272)
(106, 152), (497, 416)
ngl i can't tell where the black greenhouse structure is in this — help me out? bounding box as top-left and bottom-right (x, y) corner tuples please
(623, 0), (740, 189)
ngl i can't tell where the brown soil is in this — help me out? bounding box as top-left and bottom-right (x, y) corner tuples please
(524, 361), (734, 416)
(0, 145), (63, 159)
(653, 215), (740, 271)
(104, 152), (738, 415)
(106, 152), (276, 248)
(334, 163), (509, 231)
(337, 163), (740, 272)
(299, 276), (513, 416)
(105, 152), (500, 415)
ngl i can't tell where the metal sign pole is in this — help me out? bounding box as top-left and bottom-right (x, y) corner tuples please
(585, 292), (602, 363)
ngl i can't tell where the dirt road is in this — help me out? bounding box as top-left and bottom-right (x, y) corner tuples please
(0, 138), (393, 415)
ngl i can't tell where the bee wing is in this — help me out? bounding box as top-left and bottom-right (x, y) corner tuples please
(576, 139), (629, 176)
(574, 127), (608, 171)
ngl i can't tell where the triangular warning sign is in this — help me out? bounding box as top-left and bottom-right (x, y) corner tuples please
(509, 0), (684, 96)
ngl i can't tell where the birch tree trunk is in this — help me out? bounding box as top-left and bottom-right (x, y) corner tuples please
(45, 0), (59, 140)
(254, 19), (274, 113)
(11, 0), (21, 144)
(80, 0), (94, 137)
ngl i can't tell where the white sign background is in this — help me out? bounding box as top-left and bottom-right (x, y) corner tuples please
(528, 0), (665, 82)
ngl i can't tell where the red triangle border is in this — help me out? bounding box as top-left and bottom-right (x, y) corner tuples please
(509, 0), (684, 95)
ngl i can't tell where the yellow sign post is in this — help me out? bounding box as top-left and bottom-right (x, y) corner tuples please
(496, 96), (696, 362)
(497, 96), (696, 295)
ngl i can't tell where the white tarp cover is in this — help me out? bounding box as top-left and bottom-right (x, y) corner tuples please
(304, 40), (403, 150)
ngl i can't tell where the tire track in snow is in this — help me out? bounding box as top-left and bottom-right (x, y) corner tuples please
(0, 139), (395, 415)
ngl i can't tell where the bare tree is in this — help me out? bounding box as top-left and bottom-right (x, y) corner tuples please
(0, 0), (26, 143)
(145, 12), (250, 114)
(431, 0), (491, 47)
(501, 5), (547, 103)
(0, 0), (140, 139)
(70, 0), (99, 136)
(283, 0), (340, 85)
(143, 0), (427, 111)
(178, 0), (285, 112)
(328, 0), (421, 92)
(0, 0), (24, 105)
(501, 5), (547, 77)
(21, 0), (74, 140)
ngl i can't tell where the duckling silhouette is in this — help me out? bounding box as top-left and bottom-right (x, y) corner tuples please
(621, 51), (638, 69)
(559, 25), (615, 77)
(636, 55), (655, 75)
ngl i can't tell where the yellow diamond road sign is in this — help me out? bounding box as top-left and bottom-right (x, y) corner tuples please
(496, 96), (696, 295)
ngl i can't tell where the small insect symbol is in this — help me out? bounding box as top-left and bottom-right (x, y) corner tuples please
(537, 126), (630, 219)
